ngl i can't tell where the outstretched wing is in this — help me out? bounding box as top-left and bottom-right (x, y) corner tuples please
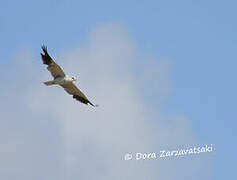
(40, 45), (65, 78)
(60, 82), (96, 106)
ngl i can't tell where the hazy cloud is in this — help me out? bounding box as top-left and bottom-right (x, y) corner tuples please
(0, 23), (212, 180)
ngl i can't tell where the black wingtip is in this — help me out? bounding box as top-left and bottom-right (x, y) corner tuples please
(73, 95), (89, 104)
(89, 102), (99, 107)
(41, 45), (52, 65)
(41, 45), (47, 52)
(73, 95), (98, 107)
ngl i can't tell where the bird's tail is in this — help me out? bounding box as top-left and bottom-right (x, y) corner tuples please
(43, 80), (57, 86)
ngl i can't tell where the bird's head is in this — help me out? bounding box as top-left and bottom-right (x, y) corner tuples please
(71, 76), (77, 81)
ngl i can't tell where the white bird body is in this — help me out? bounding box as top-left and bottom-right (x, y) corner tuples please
(54, 75), (73, 84)
(44, 76), (73, 85)
(41, 46), (97, 107)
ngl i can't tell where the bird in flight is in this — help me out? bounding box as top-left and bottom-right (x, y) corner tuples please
(40, 45), (97, 107)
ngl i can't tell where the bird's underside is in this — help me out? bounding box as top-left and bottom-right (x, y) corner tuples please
(40, 45), (97, 107)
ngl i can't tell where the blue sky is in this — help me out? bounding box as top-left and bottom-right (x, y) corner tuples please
(1, 0), (236, 179)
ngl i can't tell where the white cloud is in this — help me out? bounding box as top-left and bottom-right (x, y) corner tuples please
(0, 23), (212, 180)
